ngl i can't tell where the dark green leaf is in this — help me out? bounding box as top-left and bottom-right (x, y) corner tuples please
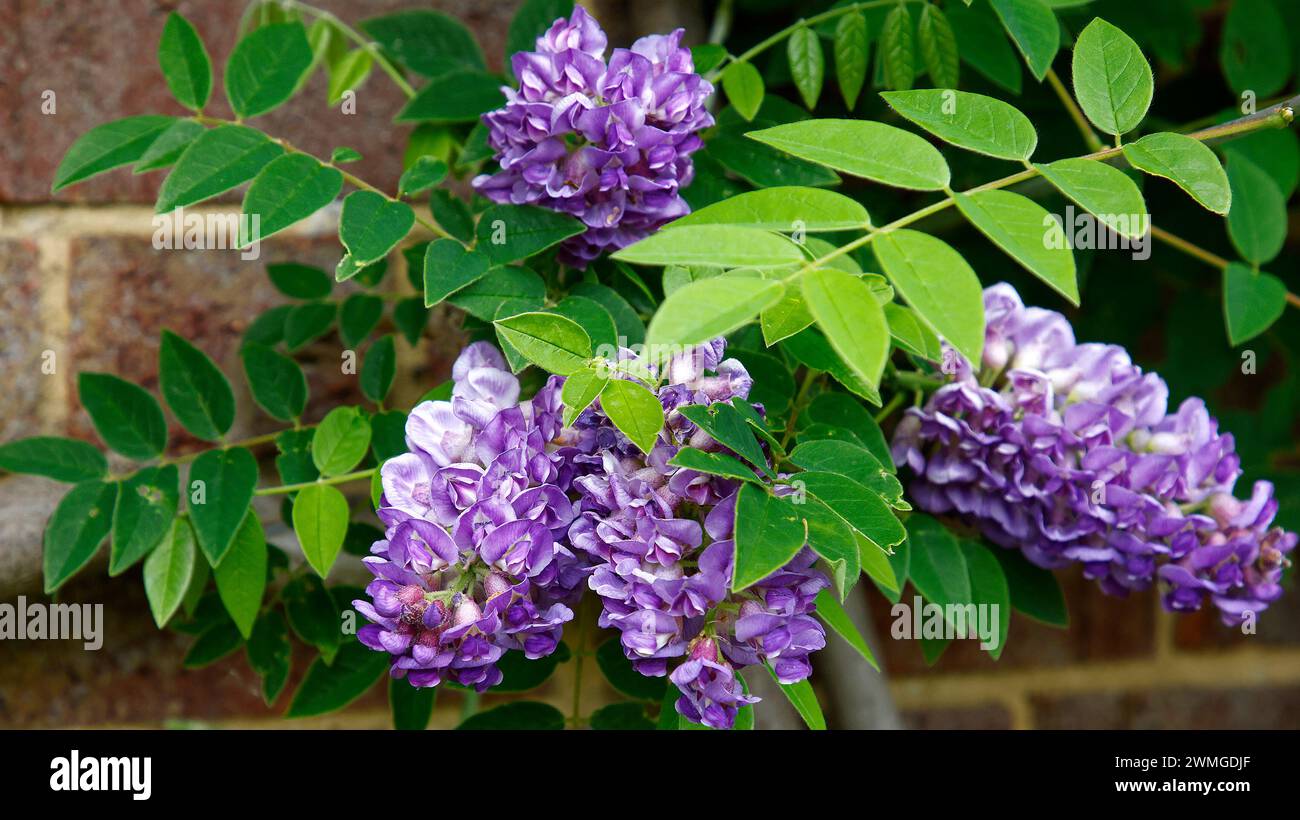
(155, 124), (284, 212)
(188, 446), (258, 565)
(0, 437), (106, 483)
(991, 545), (1068, 627)
(474, 204), (585, 264)
(390, 677), (436, 730)
(361, 335), (397, 403)
(77, 373), (167, 460)
(159, 330), (235, 441)
(241, 153), (343, 245)
(1223, 262), (1287, 346)
(246, 610), (291, 704)
(287, 641), (388, 718)
(182, 620), (243, 668)
(590, 702), (655, 730)
(814, 588), (878, 669)
(667, 447), (762, 485)
(339, 293), (384, 348)
(109, 464), (178, 576)
(339, 190), (415, 266)
(213, 512), (267, 639)
(458, 701), (566, 730)
(834, 11), (869, 109)
(241, 342), (308, 421)
(52, 115), (175, 192)
(395, 70), (506, 123)
(43, 480), (116, 593)
(283, 574), (342, 663)
(596, 637), (667, 701)
(158, 12), (212, 111)
(225, 22), (314, 118)
(732, 484), (805, 591)
(359, 11), (485, 77)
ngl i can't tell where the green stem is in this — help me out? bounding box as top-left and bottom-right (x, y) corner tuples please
(1045, 67), (1104, 153)
(780, 367), (821, 450)
(873, 391), (905, 424)
(280, 0), (417, 99)
(889, 370), (944, 393)
(706, 0), (919, 81)
(255, 467), (376, 496)
(781, 98), (1297, 284)
(569, 595), (593, 729)
(1148, 225), (1300, 309)
(159, 431), (281, 466)
(192, 114), (455, 242)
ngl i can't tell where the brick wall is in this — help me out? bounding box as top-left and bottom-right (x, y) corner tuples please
(2, 0), (1297, 730)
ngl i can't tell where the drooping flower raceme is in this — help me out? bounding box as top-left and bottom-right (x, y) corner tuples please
(560, 341), (829, 728)
(892, 283), (1296, 625)
(473, 7), (713, 267)
(355, 343), (579, 691)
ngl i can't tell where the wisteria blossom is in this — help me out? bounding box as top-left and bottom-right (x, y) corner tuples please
(560, 341), (829, 728)
(892, 283), (1297, 625)
(473, 7), (713, 266)
(355, 343), (579, 691)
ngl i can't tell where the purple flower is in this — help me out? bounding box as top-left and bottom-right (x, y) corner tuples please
(472, 7), (713, 267)
(670, 637), (760, 729)
(892, 283), (1296, 625)
(358, 344), (578, 691)
(560, 339), (830, 727)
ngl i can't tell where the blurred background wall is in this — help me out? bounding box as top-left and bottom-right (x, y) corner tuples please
(1, 0), (1298, 730)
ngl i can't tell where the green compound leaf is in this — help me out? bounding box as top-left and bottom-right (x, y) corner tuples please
(1122, 132), (1231, 215)
(77, 373), (167, 461)
(339, 190), (415, 266)
(872, 229), (986, 364)
(494, 312), (593, 376)
(732, 484), (805, 591)
(747, 119), (950, 190)
(155, 124), (284, 213)
(952, 189), (1078, 305)
(188, 446), (258, 566)
(158, 12), (213, 111)
(1071, 17), (1153, 137)
(293, 483), (350, 578)
(224, 22), (314, 118)
(882, 89), (1036, 161)
(599, 379), (664, 455)
(53, 115), (176, 192)
(44, 480), (117, 593)
(159, 330), (235, 442)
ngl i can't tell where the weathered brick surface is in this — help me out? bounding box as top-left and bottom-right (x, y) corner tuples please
(0, 239), (49, 441)
(1173, 585), (1300, 651)
(1, 0), (521, 203)
(869, 572), (1156, 676)
(902, 704), (1014, 730)
(63, 233), (340, 444)
(1030, 686), (1300, 730)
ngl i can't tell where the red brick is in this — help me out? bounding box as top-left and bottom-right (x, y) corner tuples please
(0, 239), (48, 441)
(902, 704), (1013, 730)
(2, 0), (520, 203)
(1030, 686), (1300, 730)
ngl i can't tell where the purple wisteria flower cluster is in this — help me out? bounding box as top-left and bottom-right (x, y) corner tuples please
(560, 341), (829, 729)
(356, 343), (580, 690)
(892, 283), (1297, 625)
(473, 7), (713, 267)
